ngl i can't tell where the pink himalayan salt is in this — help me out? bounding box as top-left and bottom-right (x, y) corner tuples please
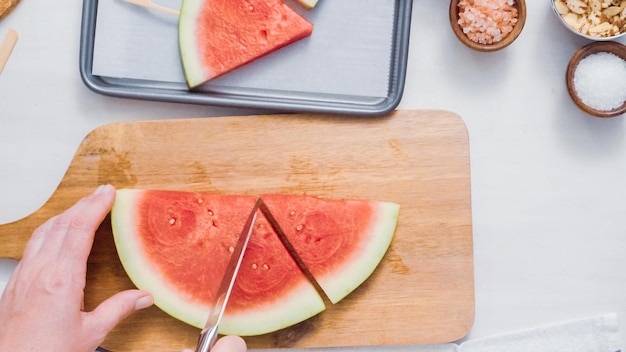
(457, 0), (518, 45)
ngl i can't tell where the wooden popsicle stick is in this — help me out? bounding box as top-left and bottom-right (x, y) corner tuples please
(122, 0), (179, 16)
(0, 29), (18, 74)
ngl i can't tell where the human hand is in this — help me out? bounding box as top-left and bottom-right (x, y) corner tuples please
(181, 335), (247, 352)
(0, 185), (154, 352)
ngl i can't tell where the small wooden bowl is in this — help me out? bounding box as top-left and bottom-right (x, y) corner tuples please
(449, 0), (526, 52)
(566, 41), (626, 118)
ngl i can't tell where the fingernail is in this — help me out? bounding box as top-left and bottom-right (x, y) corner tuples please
(135, 295), (154, 310)
(94, 184), (113, 195)
(94, 185), (106, 195)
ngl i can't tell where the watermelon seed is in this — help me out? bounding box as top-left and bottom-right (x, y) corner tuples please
(207, 209), (213, 216)
(296, 224), (303, 231)
(252, 263), (258, 270)
(290, 210), (296, 217)
(169, 218), (176, 225)
(228, 246), (234, 254)
(262, 264), (270, 270)
(197, 198), (203, 204)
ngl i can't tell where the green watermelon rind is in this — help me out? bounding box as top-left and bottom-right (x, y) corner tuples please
(219, 283), (325, 335)
(112, 189), (326, 336)
(178, 0), (210, 89)
(314, 201), (399, 304)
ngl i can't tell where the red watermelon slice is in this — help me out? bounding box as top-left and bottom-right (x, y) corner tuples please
(178, 0), (314, 89)
(261, 194), (399, 304)
(111, 189), (399, 336)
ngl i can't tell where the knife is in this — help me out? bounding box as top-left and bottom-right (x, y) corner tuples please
(194, 198), (259, 352)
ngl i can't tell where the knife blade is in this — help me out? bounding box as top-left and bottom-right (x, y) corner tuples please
(194, 198), (260, 352)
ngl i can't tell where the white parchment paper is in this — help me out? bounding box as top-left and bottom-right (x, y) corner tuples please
(92, 0), (396, 98)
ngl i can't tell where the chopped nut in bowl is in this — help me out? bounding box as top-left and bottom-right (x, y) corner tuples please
(552, 0), (626, 40)
(449, 0), (527, 52)
(566, 41), (626, 117)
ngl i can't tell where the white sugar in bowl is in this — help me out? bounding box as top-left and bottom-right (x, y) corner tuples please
(566, 41), (626, 117)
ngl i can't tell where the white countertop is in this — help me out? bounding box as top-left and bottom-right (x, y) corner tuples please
(2, 0), (626, 347)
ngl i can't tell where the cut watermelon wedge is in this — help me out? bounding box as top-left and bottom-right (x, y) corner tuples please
(261, 194), (399, 303)
(178, 0), (314, 89)
(111, 189), (399, 336)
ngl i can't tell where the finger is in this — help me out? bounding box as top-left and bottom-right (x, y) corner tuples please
(21, 214), (58, 261)
(84, 290), (153, 341)
(24, 185), (116, 262)
(30, 213), (74, 260)
(212, 335), (247, 352)
(60, 185), (116, 266)
(180, 336), (246, 352)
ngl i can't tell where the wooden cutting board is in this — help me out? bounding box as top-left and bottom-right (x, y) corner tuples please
(0, 109), (474, 350)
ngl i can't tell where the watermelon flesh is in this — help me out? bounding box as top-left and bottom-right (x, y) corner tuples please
(111, 189), (399, 336)
(112, 190), (324, 336)
(178, 0), (314, 89)
(261, 194), (399, 304)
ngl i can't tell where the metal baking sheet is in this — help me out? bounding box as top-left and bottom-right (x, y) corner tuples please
(79, 0), (412, 115)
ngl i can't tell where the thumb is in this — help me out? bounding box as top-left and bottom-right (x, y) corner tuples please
(212, 335), (247, 352)
(86, 290), (153, 339)
(181, 336), (246, 352)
